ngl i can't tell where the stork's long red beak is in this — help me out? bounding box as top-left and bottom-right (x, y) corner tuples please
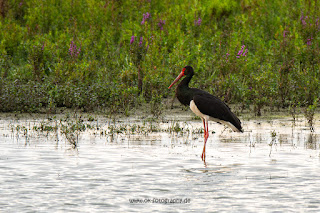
(168, 71), (185, 89)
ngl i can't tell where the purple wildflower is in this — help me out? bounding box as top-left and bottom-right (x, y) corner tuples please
(300, 12), (304, 21)
(307, 37), (313, 46)
(237, 45), (248, 58)
(69, 40), (81, 58)
(249, 86), (252, 90)
(283, 30), (288, 38)
(141, 12), (151, 25)
(194, 18), (202, 26)
(41, 42), (45, 51)
(69, 41), (74, 54)
(139, 37), (143, 46)
(242, 49), (248, 57)
(300, 12), (308, 26)
(158, 19), (165, 30)
(237, 45), (245, 58)
(130, 35), (135, 44)
(302, 16), (307, 25)
(225, 53), (230, 62)
(302, 19), (307, 25)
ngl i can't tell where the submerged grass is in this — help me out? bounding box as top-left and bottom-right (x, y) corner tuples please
(5, 109), (320, 151)
(7, 111), (205, 147)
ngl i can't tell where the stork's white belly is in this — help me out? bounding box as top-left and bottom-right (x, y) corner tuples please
(189, 100), (239, 132)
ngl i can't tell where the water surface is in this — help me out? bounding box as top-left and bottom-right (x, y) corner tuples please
(0, 113), (320, 212)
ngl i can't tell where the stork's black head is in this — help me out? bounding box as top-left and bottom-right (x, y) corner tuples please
(168, 66), (194, 89)
(183, 65), (194, 77)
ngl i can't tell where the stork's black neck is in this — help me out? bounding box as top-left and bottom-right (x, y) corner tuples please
(176, 74), (194, 106)
(178, 73), (193, 88)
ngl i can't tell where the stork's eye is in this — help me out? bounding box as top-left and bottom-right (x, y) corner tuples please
(182, 67), (186, 74)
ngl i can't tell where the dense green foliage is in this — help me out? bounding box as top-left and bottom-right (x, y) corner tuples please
(0, 0), (319, 115)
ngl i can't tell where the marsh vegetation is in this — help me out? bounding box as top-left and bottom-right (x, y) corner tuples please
(0, 0), (319, 116)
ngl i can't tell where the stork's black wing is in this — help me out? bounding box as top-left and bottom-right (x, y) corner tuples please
(192, 89), (243, 132)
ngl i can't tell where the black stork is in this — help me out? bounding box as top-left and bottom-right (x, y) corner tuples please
(168, 66), (243, 162)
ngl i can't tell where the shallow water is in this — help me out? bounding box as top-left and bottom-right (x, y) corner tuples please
(1, 113), (320, 212)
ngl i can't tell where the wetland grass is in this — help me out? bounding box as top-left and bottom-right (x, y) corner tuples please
(0, 1), (319, 118)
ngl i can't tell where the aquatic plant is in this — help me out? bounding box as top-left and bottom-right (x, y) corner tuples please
(289, 102), (300, 123)
(269, 130), (277, 157)
(304, 98), (318, 130)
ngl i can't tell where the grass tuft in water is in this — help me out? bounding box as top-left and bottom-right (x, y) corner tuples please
(304, 98), (318, 131)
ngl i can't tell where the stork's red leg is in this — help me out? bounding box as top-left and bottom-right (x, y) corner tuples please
(201, 119), (209, 161)
(206, 120), (209, 138)
(202, 119), (206, 138)
(201, 119), (206, 160)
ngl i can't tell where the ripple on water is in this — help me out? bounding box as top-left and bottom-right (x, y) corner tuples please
(0, 116), (320, 212)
